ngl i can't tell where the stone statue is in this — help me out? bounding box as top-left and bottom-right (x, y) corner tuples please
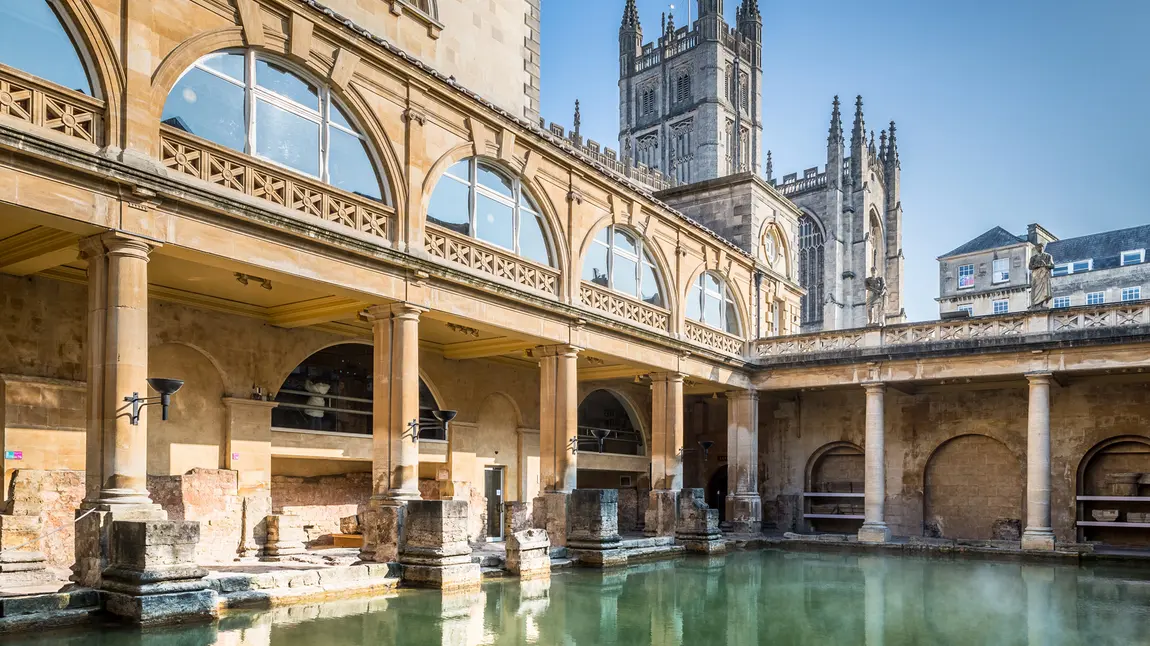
(1029, 243), (1055, 310)
(865, 268), (887, 327)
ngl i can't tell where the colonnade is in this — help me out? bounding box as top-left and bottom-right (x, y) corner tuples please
(855, 372), (1057, 550)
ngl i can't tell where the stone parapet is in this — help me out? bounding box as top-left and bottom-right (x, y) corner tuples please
(398, 500), (479, 590)
(505, 528), (550, 580)
(675, 489), (725, 554)
(100, 520), (216, 625)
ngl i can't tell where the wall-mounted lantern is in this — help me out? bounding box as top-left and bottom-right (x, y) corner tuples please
(407, 409), (457, 443)
(125, 378), (185, 426)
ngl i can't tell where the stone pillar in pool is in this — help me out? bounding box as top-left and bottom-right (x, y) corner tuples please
(646, 372), (685, 537)
(398, 499), (480, 590)
(675, 488), (724, 553)
(361, 303), (425, 564)
(73, 234), (171, 588)
(565, 489), (625, 567)
(1021, 372), (1056, 551)
(101, 520), (216, 625)
(857, 382), (890, 543)
(724, 389), (762, 533)
(532, 344), (580, 547)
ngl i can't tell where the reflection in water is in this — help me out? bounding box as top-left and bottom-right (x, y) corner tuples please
(6, 551), (1150, 646)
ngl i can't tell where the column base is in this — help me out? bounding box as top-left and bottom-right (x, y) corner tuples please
(532, 492), (570, 548)
(1021, 529), (1056, 551)
(724, 493), (763, 535)
(72, 503), (167, 588)
(399, 500), (480, 591)
(644, 490), (678, 538)
(359, 497), (408, 564)
(857, 522), (891, 544)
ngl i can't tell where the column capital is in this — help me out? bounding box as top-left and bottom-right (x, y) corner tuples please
(861, 381), (886, 394)
(364, 302), (428, 322)
(649, 371), (686, 384)
(533, 344), (581, 359)
(725, 389), (759, 403)
(81, 232), (159, 261)
(1025, 371), (1053, 385)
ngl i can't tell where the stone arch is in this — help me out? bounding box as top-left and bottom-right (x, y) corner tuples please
(923, 434), (1023, 541)
(797, 211), (826, 327)
(804, 441), (864, 492)
(758, 220), (792, 280)
(422, 148), (569, 276)
(681, 263), (749, 337)
(271, 339), (372, 398)
(147, 342), (227, 476)
(576, 220), (678, 324)
(148, 34), (404, 211)
(577, 387), (648, 456)
(476, 392), (523, 501)
(1075, 435), (1150, 546)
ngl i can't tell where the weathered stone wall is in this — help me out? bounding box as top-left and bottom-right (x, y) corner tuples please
(923, 435), (1023, 540)
(271, 473), (371, 543)
(4, 469), (84, 567)
(148, 468), (243, 563)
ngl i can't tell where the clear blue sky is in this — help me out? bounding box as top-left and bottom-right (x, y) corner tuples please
(539, 0), (1150, 322)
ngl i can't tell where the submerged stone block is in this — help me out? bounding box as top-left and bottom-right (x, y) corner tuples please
(676, 489), (725, 554)
(399, 500), (479, 590)
(505, 528), (550, 580)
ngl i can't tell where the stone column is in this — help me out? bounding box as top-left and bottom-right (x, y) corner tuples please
(1022, 372), (1056, 551)
(74, 234), (167, 588)
(645, 372), (684, 537)
(223, 397), (277, 560)
(724, 389), (762, 534)
(532, 344), (579, 547)
(360, 303), (425, 563)
(858, 382), (890, 543)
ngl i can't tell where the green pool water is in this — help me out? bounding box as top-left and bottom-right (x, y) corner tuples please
(9, 550), (1150, 645)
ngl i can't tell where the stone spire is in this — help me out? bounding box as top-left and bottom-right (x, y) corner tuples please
(573, 99), (581, 139)
(666, 10), (675, 35)
(887, 121), (900, 167)
(766, 150), (773, 182)
(868, 130), (876, 156)
(879, 129), (888, 161)
(740, 0), (761, 18)
(828, 95), (843, 144)
(851, 95), (866, 151)
(621, 0), (640, 31)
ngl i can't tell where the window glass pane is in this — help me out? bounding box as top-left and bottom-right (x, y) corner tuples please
(725, 300), (740, 334)
(255, 99), (320, 176)
(519, 213), (551, 266)
(0, 1), (92, 94)
(614, 255), (638, 297)
(704, 293), (722, 326)
(476, 165), (513, 198)
(583, 240), (609, 286)
(595, 227), (611, 244)
(705, 273), (722, 295)
(445, 160), (470, 181)
(614, 230), (638, 256)
(255, 59), (319, 111)
(330, 102), (354, 131)
(328, 127), (382, 201)
(520, 191), (539, 213)
(475, 193), (514, 251)
(686, 285), (703, 321)
(200, 52), (245, 82)
(641, 262), (662, 306)
(427, 176), (471, 236)
(162, 68), (246, 151)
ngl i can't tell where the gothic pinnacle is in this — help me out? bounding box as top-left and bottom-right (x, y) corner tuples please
(851, 95), (866, 147)
(887, 121), (899, 165)
(741, 0), (761, 18)
(868, 130), (876, 154)
(879, 130), (888, 161)
(766, 150), (774, 181)
(829, 95), (843, 142)
(666, 10), (675, 34)
(573, 99), (581, 138)
(621, 0), (640, 30)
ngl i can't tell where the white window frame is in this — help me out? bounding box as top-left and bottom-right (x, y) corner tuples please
(587, 226), (663, 306)
(957, 304), (974, 315)
(957, 264), (975, 290)
(435, 159), (551, 264)
(1121, 249), (1145, 266)
(687, 272), (741, 335)
(1086, 291), (1105, 306)
(179, 50), (377, 191)
(991, 258), (1010, 284)
(1053, 259), (1093, 276)
(1052, 296), (1071, 309)
(992, 300), (1009, 315)
(1122, 286), (1142, 302)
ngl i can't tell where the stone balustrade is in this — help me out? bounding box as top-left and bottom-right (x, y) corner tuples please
(0, 64), (103, 146)
(755, 301), (1150, 360)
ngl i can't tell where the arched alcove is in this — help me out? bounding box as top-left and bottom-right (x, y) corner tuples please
(147, 343), (226, 476)
(577, 389), (645, 456)
(804, 442), (864, 533)
(1076, 436), (1150, 546)
(924, 434), (1023, 540)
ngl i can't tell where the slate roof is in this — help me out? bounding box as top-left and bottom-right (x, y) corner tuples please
(1047, 224), (1150, 271)
(939, 227), (1025, 259)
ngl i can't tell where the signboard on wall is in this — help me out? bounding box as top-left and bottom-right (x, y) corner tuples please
(5, 451), (23, 460)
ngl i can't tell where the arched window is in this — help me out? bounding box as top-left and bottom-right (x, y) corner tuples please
(272, 343), (445, 439)
(162, 50), (385, 201)
(0, 1), (92, 95)
(686, 272), (740, 335)
(798, 214), (825, 326)
(427, 158), (552, 266)
(582, 225), (664, 307)
(577, 390), (643, 456)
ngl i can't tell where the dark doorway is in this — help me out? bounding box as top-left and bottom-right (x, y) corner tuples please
(484, 466), (505, 541)
(707, 469), (728, 523)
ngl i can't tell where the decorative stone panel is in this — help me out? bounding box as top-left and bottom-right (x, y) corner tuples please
(0, 66), (102, 145)
(579, 282), (670, 332)
(425, 225), (559, 296)
(160, 127), (392, 242)
(684, 321), (744, 356)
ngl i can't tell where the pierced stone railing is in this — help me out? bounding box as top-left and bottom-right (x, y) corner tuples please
(777, 171), (827, 197)
(579, 282), (670, 332)
(424, 224), (559, 296)
(160, 126), (392, 243)
(0, 65), (104, 146)
(755, 302), (1150, 360)
(684, 321), (745, 356)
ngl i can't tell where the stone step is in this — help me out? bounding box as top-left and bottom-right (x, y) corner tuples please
(550, 558), (574, 569)
(480, 567), (506, 579)
(616, 536), (675, 550)
(0, 589), (99, 618)
(618, 543), (685, 564)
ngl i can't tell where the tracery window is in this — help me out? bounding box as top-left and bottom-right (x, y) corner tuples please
(0, 0), (92, 95)
(686, 272), (740, 335)
(798, 214), (825, 325)
(582, 226), (664, 307)
(675, 72), (691, 104)
(427, 158), (552, 266)
(162, 50), (385, 201)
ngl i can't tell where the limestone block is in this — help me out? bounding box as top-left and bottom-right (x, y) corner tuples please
(724, 493), (763, 535)
(72, 506), (167, 589)
(263, 514), (306, 560)
(340, 515), (361, 535)
(532, 492), (568, 548)
(676, 489), (725, 554)
(566, 489), (621, 549)
(360, 501), (404, 564)
(644, 490), (678, 538)
(505, 528), (550, 580)
(503, 501), (530, 537)
(0, 515), (42, 552)
(399, 500), (479, 590)
(0, 551), (53, 589)
(101, 520), (216, 625)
